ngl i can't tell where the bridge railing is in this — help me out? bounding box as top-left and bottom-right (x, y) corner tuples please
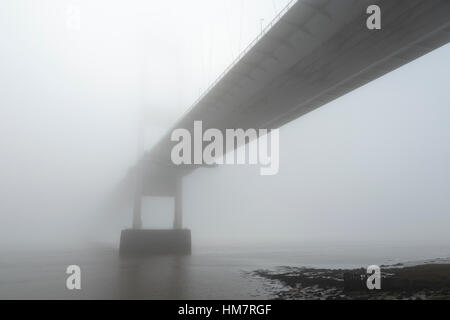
(180, 0), (299, 119)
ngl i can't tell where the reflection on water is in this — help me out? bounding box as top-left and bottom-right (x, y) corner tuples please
(119, 255), (190, 299)
(0, 246), (269, 299)
(1, 243), (450, 299)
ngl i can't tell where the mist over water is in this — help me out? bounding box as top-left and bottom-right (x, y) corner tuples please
(0, 0), (450, 300)
(0, 0), (297, 248)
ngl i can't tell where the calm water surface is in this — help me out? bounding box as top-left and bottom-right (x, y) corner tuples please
(1, 242), (449, 299)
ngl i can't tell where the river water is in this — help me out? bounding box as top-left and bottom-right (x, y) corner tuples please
(1, 242), (449, 299)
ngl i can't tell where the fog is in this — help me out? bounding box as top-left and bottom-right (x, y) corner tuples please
(0, 0), (449, 250)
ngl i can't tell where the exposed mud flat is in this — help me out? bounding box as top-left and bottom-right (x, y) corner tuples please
(252, 260), (450, 300)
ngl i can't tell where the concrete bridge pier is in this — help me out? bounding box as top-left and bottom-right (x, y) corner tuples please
(173, 178), (183, 230)
(132, 178), (143, 230)
(120, 177), (191, 257)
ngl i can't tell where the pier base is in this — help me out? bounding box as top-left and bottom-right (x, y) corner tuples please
(119, 229), (191, 257)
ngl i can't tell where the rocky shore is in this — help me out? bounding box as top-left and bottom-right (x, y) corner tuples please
(252, 260), (450, 300)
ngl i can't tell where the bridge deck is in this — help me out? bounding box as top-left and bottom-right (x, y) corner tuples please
(134, 0), (450, 196)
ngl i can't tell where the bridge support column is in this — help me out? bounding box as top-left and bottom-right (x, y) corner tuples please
(173, 178), (183, 230)
(132, 193), (142, 230)
(132, 164), (143, 230)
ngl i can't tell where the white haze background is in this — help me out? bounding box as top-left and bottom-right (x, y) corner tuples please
(0, 0), (449, 249)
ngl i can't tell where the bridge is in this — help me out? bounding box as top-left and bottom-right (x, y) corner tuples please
(119, 0), (450, 255)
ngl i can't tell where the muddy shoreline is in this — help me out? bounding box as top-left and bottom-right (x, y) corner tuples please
(252, 260), (450, 300)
